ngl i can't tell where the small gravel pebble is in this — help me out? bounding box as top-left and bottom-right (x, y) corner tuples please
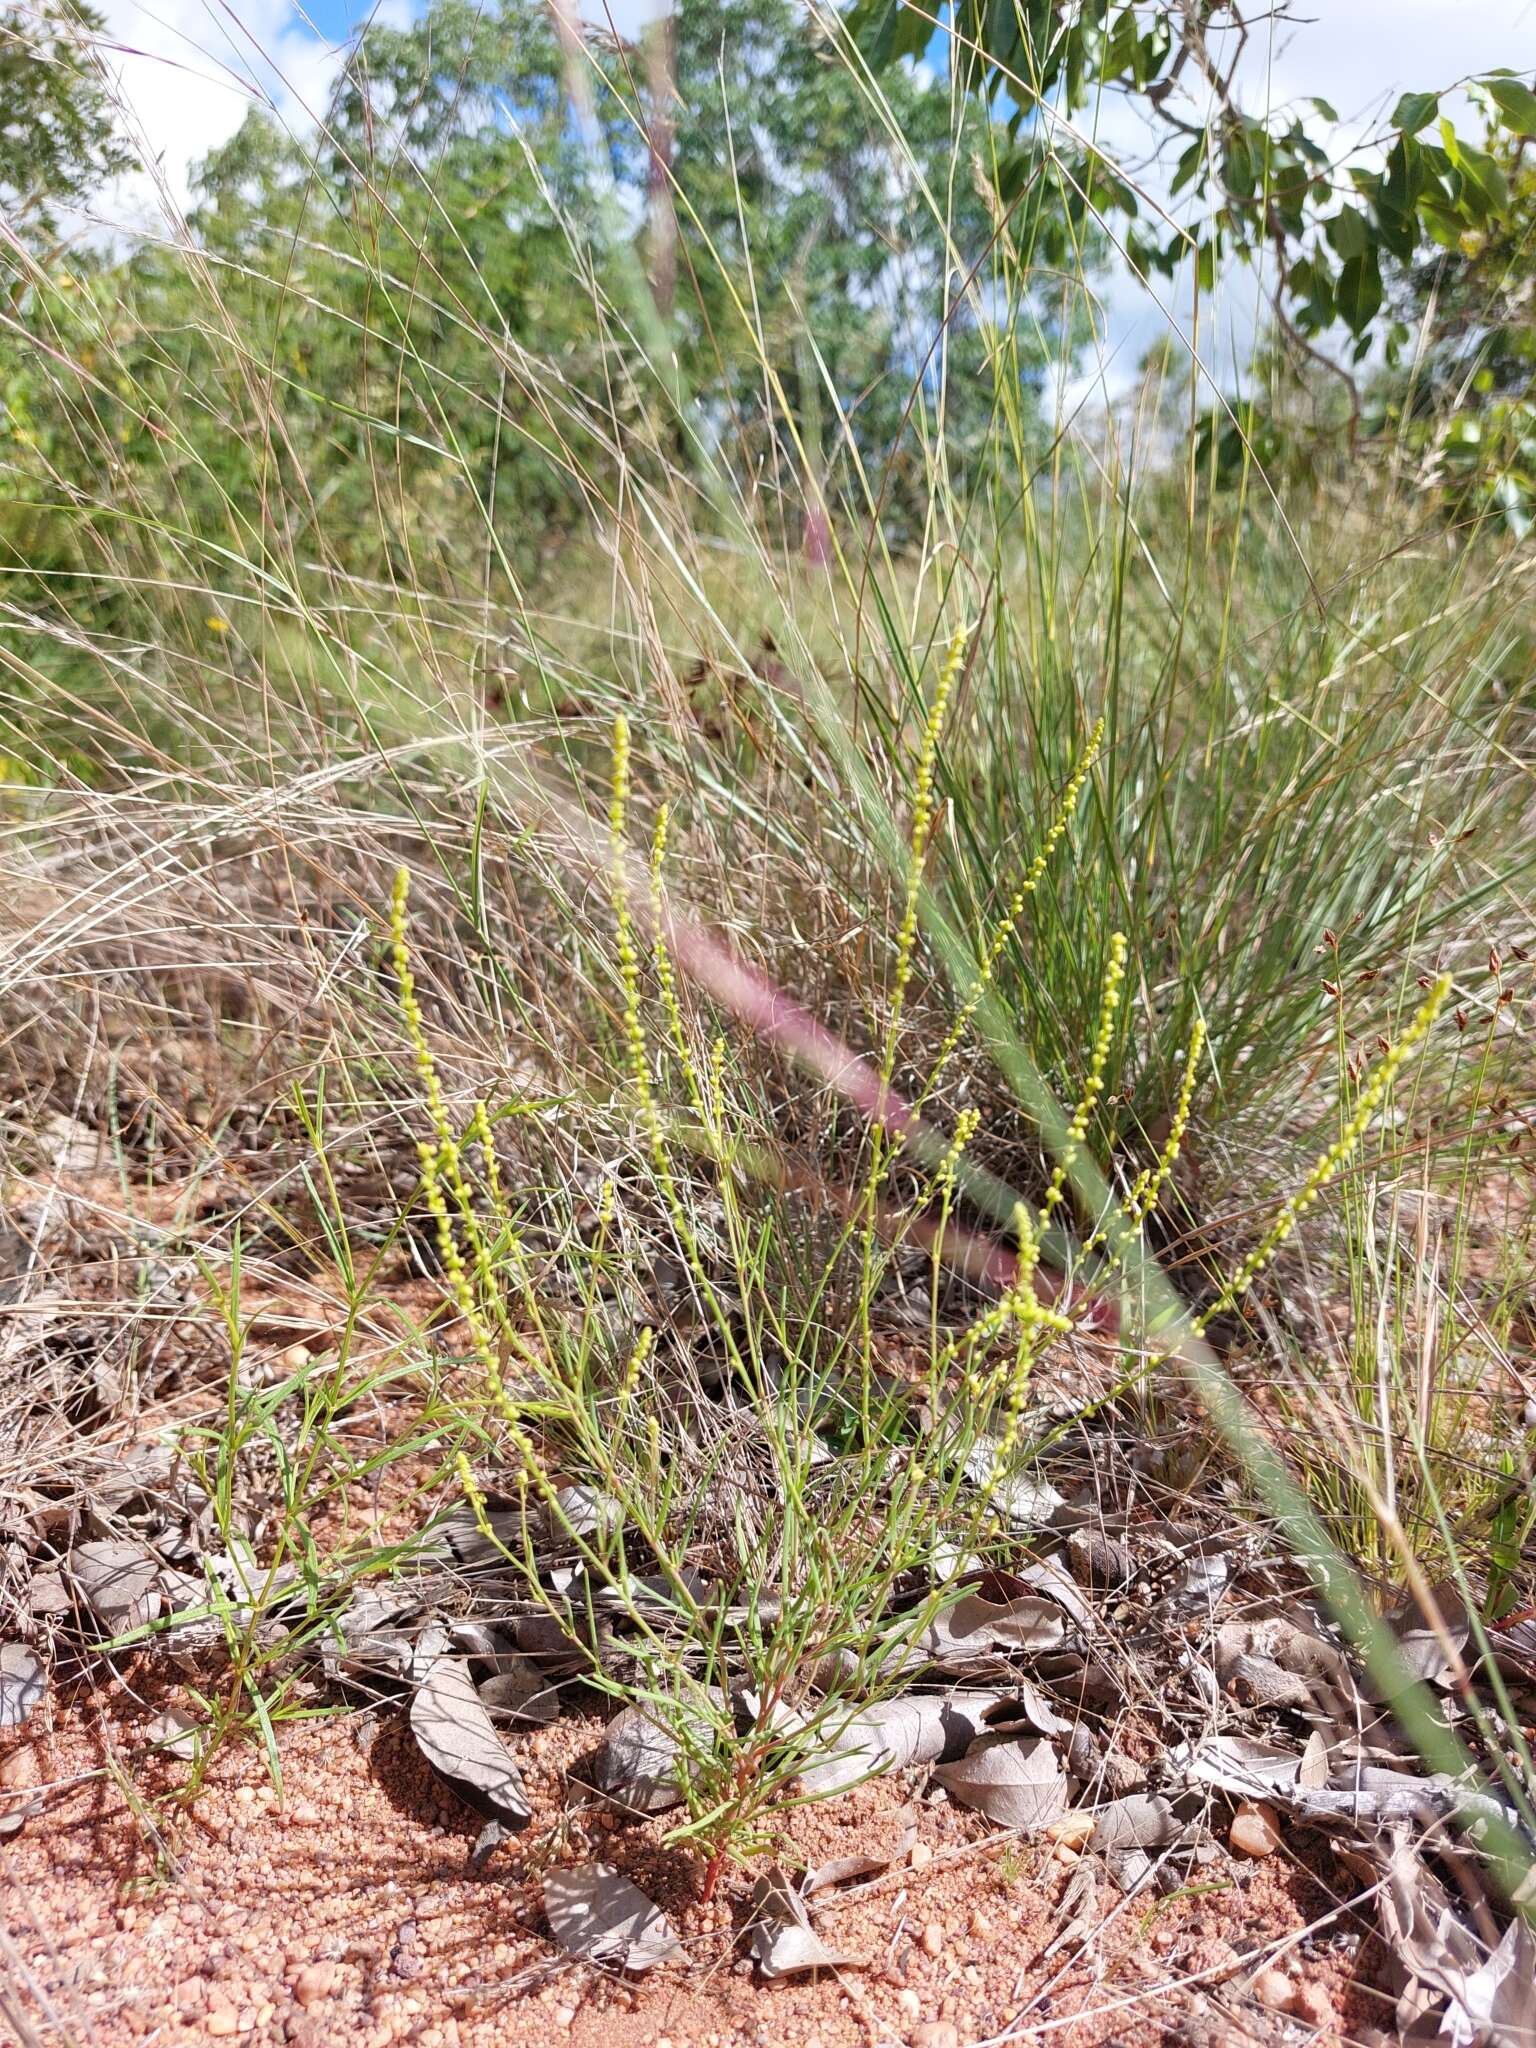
(1289, 1979), (1333, 2024)
(293, 1962), (337, 2008)
(920, 1922), (944, 1958)
(1230, 1801), (1282, 1858)
(1, 1748), (41, 1791)
(911, 2027), (960, 2048)
(1253, 1967), (1294, 2011)
(1044, 1812), (1096, 1849)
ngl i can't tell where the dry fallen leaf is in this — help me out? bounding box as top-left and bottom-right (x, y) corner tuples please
(1388, 1579), (1471, 1691)
(803, 1812), (919, 1894)
(1213, 1612), (1362, 1740)
(477, 1659), (559, 1728)
(933, 1734), (1067, 1831)
(544, 1863), (681, 1972)
(409, 1655), (530, 1828)
(747, 1866), (859, 1978)
(911, 1594), (1065, 1676)
(68, 1539), (161, 1633)
(144, 1706), (203, 1761)
(1103, 1845), (1156, 1895)
(1016, 1557), (1097, 1632)
(1173, 1732), (1310, 1800)
(0, 1643), (45, 1729)
(798, 1689), (1022, 1795)
(1087, 1793), (1180, 1853)
(590, 1692), (724, 1816)
(1378, 1837), (1492, 2039)
(959, 1438), (1064, 1529)
(1446, 1914), (1536, 2048)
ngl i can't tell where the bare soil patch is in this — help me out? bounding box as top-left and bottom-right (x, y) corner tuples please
(4, 1676), (1383, 2048)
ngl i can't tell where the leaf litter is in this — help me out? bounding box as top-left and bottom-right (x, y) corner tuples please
(0, 1641), (46, 1727)
(932, 1732), (1068, 1831)
(6, 1160), (1536, 2046)
(18, 1399), (1536, 2044)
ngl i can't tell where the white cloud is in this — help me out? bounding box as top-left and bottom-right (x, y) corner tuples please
(577, 0), (671, 32)
(86, 0), (374, 231)
(84, 0), (652, 232)
(1239, 0), (1536, 133)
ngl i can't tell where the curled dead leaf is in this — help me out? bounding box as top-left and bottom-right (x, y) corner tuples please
(933, 1734), (1067, 1831)
(409, 1655), (529, 1828)
(747, 1866), (858, 1978)
(544, 1862), (681, 1972)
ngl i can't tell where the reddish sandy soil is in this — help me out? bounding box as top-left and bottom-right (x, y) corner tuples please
(2, 1667), (1395, 2048)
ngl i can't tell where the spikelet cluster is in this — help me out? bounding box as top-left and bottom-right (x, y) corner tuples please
(940, 1200), (1073, 1391)
(1194, 973), (1452, 1335)
(607, 718), (733, 1347)
(934, 1106), (981, 1207)
(1128, 1016), (1205, 1223)
(618, 1325), (655, 1413)
(390, 867), (539, 1468)
(888, 623), (969, 1048)
(1038, 930), (1127, 1230)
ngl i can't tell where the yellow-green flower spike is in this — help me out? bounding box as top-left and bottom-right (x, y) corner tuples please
(1130, 1015), (1206, 1223)
(887, 623), (971, 1054)
(1194, 974), (1452, 1334)
(650, 801), (701, 1112)
(618, 1325), (655, 1411)
(923, 717), (1104, 1100)
(390, 867), (452, 1150)
(1038, 931), (1127, 1232)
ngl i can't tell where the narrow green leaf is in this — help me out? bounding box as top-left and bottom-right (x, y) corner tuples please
(1445, 131), (1509, 217)
(1383, 132), (1425, 215)
(1171, 138), (1204, 197)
